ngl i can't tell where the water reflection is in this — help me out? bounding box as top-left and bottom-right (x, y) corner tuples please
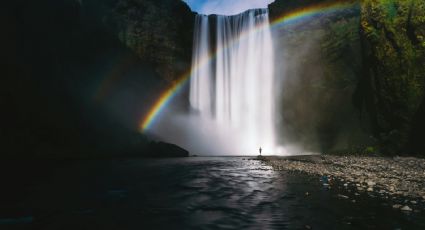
(3, 157), (425, 229)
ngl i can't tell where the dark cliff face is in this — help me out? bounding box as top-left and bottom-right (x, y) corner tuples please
(97, 0), (195, 83)
(268, 0), (368, 153)
(3, 0), (424, 157)
(356, 0), (425, 154)
(269, 0), (324, 20)
(1, 0), (194, 158)
(268, 0), (358, 20)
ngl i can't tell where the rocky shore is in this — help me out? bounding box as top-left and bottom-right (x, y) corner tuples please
(260, 155), (425, 212)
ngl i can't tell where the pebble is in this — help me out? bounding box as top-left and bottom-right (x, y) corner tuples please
(261, 155), (425, 205)
(400, 205), (413, 212)
(367, 181), (376, 186)
(337, 194), (349, 199)
(393, 204), (402, 209)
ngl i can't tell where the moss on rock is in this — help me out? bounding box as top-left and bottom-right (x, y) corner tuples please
(356, 0), (425, 154)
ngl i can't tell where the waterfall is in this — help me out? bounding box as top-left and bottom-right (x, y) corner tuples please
(190, 9), (275, 155)
(190, 15), (213, 117)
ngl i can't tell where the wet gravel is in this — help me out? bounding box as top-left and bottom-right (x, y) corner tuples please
(261, 155), (425, 212)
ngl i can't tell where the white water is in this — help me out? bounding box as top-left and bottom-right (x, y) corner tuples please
(189, 9), (275, 155)
(190, 15), (213, 117)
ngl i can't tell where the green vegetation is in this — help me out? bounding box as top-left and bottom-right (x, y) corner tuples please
(4, 0), (425, 157)
(270, 0), (425, 155)
(357, 0), (425, 154)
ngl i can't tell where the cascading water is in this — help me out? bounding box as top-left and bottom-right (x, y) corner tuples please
(190, 9), (275, 155)
(190, 15), (212, 117)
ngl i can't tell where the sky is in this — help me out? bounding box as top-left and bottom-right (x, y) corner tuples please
(183, 0), (275, 15)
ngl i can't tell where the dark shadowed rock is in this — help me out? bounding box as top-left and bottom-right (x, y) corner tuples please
(146, 141), (189, 158)
(0, 0), (195, 159)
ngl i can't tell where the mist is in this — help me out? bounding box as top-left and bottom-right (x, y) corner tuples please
(272, 11), (369, 154)
(146, 6), (368, 156)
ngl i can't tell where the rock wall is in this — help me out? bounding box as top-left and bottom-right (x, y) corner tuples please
(1, 0), (194, 158)
(97, 0), (195, 84)
(268, 0), (369, 153)
(3, 0), (424, 156)
(356, 0), (425, 154)
(269, 0), (425, 155)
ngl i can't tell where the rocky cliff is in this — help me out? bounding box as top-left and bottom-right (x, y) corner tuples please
(3, 0), (424, 157)
(268, 0), (367, 153)
(356, 0), (425, 154)
(98, 0), (195, 83)
(1, 0), (193, 158)
(269, 0), (425, 155)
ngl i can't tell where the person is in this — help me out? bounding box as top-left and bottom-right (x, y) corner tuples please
(259, 147), (262, 156)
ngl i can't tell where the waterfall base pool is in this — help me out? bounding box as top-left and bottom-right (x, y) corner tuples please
(1, 157), (424, 229)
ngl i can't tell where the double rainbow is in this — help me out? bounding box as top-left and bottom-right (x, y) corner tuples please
(139, 0), (358, 132)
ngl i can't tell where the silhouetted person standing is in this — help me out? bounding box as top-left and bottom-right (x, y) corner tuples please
(259, 147), (262, 156)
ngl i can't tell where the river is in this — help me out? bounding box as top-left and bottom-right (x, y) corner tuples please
(1, 157), (424, 229)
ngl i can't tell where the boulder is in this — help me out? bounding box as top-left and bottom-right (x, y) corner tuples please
(400, 205), (413, 212)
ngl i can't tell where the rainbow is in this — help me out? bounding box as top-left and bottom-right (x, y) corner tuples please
(139, 0), (358, 132)
(270, 1), (357, 28)
(140, 71), (190, 131)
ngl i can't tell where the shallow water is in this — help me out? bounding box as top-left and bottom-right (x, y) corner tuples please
(1, 157), (425, 229)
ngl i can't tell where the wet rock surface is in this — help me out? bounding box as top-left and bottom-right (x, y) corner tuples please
(261, 155), (425, 211)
